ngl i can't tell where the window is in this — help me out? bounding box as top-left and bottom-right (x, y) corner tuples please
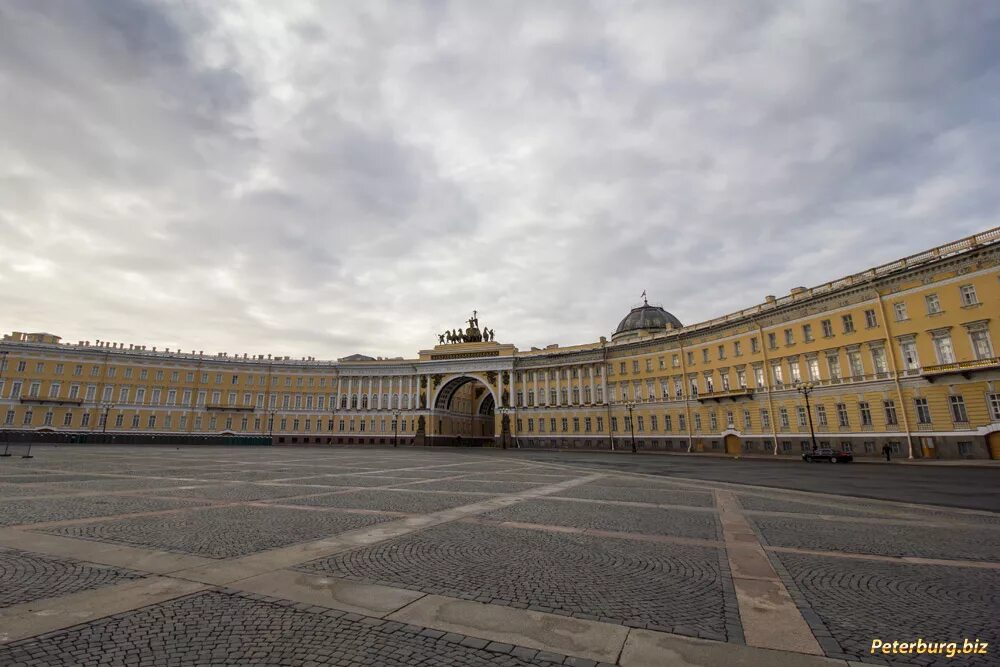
(717, 345), (726, 360)
(827, 354), (842, 380)
(807, 357), (821, 381)
(988, 393), (1000, 421)
(932, 334), (955, 364)
(784, 329), (794, 345)
(115, 414), (124, 427)
(958, 442), (973, 457)
(771, 363), (783, 385)
(751, 337), (760, 353)
(871, 347), (888, 375)
(821, 319), (834, 337)
(797, 406), (807, 427)
(664, 414), (672, 431)
(893, 302), (908, 321)
(802, 324), (813, 342)
(632, 360), (640, 373)
(969, 328), (994, 360)
(672, 355), (680, 368)
(736, 368), (747, 388)
(925, 294), (941, 314)
(678, 414), (686, 431)
(140, 369), (148, 380)
(859, 402), (872, 426)
(573, 417), (581, 432)
(915, 398), (931, 424)
(693, 414), (702, 430)
(743, 410), (751, 429)
(636, 416), (643, 432)
(884, 400), (898, 426)
(760, 409), (770, 429)
(596, 417), (604, 432)
(842, 314), (855, 334)
(949, 395), (968, 423)
(754, 366), (765, 388)
(864, 309), (877, 328)
(959, 284), (978, 306)
(611, 417), (618, 432)
(585, 417), (592, 432)
(779, 407), (789, 428)
(733, 341), (742, 356)
(789, 360), (801, 383)
(847, 350), (864, 377)
(23, 410), (33, 425)
(899, 338), (920, 370)
(650, 415), (657, 431)
(767, 332), (777, 349)
(709, 412), (717, 431)
(835, 403), (849, 427)
(702, 349), (710, 363)
(131, 414), (140, 428)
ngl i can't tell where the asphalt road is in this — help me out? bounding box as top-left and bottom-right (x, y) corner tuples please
(503, 450), (1000, 512)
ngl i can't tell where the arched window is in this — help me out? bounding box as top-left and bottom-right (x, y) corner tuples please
(351, 394), (358, 409)
(361, 395), (368, 410)
(392, 394), (398, 409)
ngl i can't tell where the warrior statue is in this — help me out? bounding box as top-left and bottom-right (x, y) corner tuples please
(438, 333), (445, 344)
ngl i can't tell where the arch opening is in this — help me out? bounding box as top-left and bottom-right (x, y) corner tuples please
(432, 375), (497, 446)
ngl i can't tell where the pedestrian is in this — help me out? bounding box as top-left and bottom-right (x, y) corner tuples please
(882, 443), (891, 462)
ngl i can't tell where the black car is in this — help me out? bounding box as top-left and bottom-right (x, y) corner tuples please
(802, 448), (853, 463)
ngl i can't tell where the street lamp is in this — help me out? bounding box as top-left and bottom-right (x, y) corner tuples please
(795, 382), (819, 452)
(100, 402), (115, 435)
(392, 409), (400, 448)
(624, 400), (637, 454)
(498, 406), (510, 450)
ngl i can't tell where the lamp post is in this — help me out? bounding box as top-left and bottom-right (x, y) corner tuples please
(100, 402), (114, 435)
(795, 382), (819, 452)
(392, 409), (400, 448)
(498, 406), (510, 450)
(625, 400), (637, 454)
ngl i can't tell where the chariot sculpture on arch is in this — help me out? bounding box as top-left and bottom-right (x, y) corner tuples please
(438, 309), (496, 344)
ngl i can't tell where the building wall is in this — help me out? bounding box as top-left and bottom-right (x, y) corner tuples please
(2, 229), (999, 458)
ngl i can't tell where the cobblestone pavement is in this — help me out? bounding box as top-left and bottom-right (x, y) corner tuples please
(0, 547), (145, 608)
(0, 590), (566, 667)
(751, 515), (1000, 562)
(298, 521), (739, 640)
(279, 488), (496, 512)
(38, 504), (398, 558)
(771, 552), (1000, 666)
(481, 498), (721, 539)
(551, 482), (716, 507)
(1, 445), (998, 666)
(0, 495), (208, 527)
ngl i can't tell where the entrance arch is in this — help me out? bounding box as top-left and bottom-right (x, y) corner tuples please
(431, 375), (499, 446)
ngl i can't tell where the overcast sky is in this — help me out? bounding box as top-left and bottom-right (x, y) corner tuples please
(1, 2), (997, 359)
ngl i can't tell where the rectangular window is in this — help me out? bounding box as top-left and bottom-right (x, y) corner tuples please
(678, 414), (686, 431)
(988, 393), (1000, 421)
(784, 329), (794, 345)
(900, 340), (919, 370)
(970, 329), (994, 360)
(717, 345), (725, 360)
(925, 293), (941, 314)
(797, 406), (807, 427)
(693, 414), (702, 431)
(561, 418), (568, 432)
(949, 395), (969, 423)
(733, 341), (742, 356)
(864, 309), (877, 328)
(959, 284), (978, 306)
(701, 349), (710, 363)
(709, 412), (717, 431)
(760, 409), (770, 429)
(859, 402), (872, 426)
(779, 407), (789, 428)
(884, 400), (898, 426)
(816, 405), (830, 426)
(664, 414), (673, 431)
(827, 355), (841, 380)
(847, 350), (864, 377)
(596, 417), (604, 432)
(650, 414), (658, 431)
(767, 332), (777, 350)
(836, 403), (849, 427)
(789, 360), (801, 383)
(915, 398), (932, 424)
(871, 347), (888, 375)
(636, 416), (644, 432)
(842, 314), (855, 334)
(802, 324), (813, 342)
(933, 335), (955, 365)
(807, 358), (820, 381)
(751, 337), (760, 353)
(585, 417), (592, 432)
(821, 319), (834, 337)
(611, 416), (618, 432)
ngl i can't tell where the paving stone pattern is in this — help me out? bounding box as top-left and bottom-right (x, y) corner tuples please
(39, 504), (396, 558)
(752, 515), (1000, 562)
(0, 590), (567, 667)
(482, 498), (722, 540)
(147, 483), (334, 501)
(552, 482), (716, 507)
(772, 552), (1000, 666)
(280, 489), (493, 513)
(737, 494), (888, 517)
(0, 495), (208, 527)
(401, 479), (546, 493)
(0, 547), (146, 609)
(299, 521), (739, 640)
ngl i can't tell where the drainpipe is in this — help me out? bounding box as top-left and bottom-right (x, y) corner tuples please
(872, 285), (915, 459)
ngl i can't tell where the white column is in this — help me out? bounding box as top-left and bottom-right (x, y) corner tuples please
(544, 370), (550, 407)
(589, 366), (596, 404)
(555, 367), (561, 406)
(533, 371), (539, 407)
(601, 365), (607, 404)
(336, 376), (342, 408)
(377, 376), (383, 410)
(497, 369), (505, 408)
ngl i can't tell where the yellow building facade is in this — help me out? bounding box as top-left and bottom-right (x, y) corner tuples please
(2, 228), (999, 459)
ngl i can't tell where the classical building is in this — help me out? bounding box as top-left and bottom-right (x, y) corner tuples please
(2, 228), (1000, 459)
